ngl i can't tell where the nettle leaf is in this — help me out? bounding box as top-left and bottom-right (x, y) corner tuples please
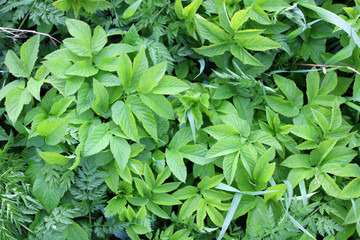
(138, 62), (167, 93)
(110, 135), (131, 172)
(5, 86), (32, 124)
(37, 118), (69, 145)
(165, 148), (187, 183)
(266, 74), (303, 117)
(84, 123), (110, 156)
(39, 152), (71, 165)
(111, 100), (139, 142)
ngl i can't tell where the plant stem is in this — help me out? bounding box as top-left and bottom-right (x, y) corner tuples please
(288, 63), (360, 75)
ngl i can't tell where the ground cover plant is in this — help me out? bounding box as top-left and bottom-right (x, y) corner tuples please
(1, 0), (360, 239)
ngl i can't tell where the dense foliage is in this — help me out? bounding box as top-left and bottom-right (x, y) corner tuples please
(1, 0), (360, 239)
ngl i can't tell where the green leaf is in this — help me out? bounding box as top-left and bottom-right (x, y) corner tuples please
(66, 19), (91, 44)
(152, 76), (189, 95)
(0, 80), (25, 101)
(256, 0), (289, 11)
(5, 50), (27, 78)
(231, 8), (251, 30)
(111, 101), (139, 142)
(179, 144), (211, 165)
(21, 35), (40, 78)
(139, 93), (174, 120)
(289, 125), (319, 141)
(274, 74), (304, 105)
(91, 78), (109, 115)
(340, 178), (360, 199)
(281, 154), (311, 169)
(319, 173), (341, 198)
(63, 38), (91, 57)
(49, 97), (74, 117)
(194, 42), (230, 57)
(241, 35), (281, 51)
(122, 0), (142, 19)
(198, 175), (224, 189)
(182, 0), (202, 20)
(310, 139), (337, 166)
(179, 195), (201, 220)
(66, 61), (99, 77)
(5, 87), (32, 124)
(299, 2), (360, 48)
(84, 124), (110, 156)
(152, 193), (181, 206)
(253, 147), (275, 183)
(77, 82), (94, 115)
(306, 70), (319, 102)
(37, 118), (69, 145)
(206, 140), (242, 158)
(110, 136), (131, 172)
(250, 4), (272, 24)
(91, 25), (107, 54)
(67, 221), (89, 240)
(39, 152), (71, 165)
(220, 114), (250, 137)
(207, 205), (224, 227)
(131, 48), (148, 91)
(27, 77), (43, 101)
(330, 98), (342, 131)
(146, 201), (170, 219)
(165, 148), (186, 183)
(169, 127), (193, 149)
(318, 72), (338, 96)
(311, 108), (329, 134)
(194, 15), (231, 43)
(126, 96), (157, 140)
(118, 52), (133, 89)
(204, 124), (239, 140)
(223, 151), (240, 184)
(33, 172), (62, 213)
(219, 1), (233, 34)
(138, 62), (167, 93)
(230, 45), (262, 66)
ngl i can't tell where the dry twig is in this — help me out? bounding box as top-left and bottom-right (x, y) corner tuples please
(0, 27), (61, 48)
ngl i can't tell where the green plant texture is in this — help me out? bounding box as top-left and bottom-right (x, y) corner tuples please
(1, 0), (360, 239)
